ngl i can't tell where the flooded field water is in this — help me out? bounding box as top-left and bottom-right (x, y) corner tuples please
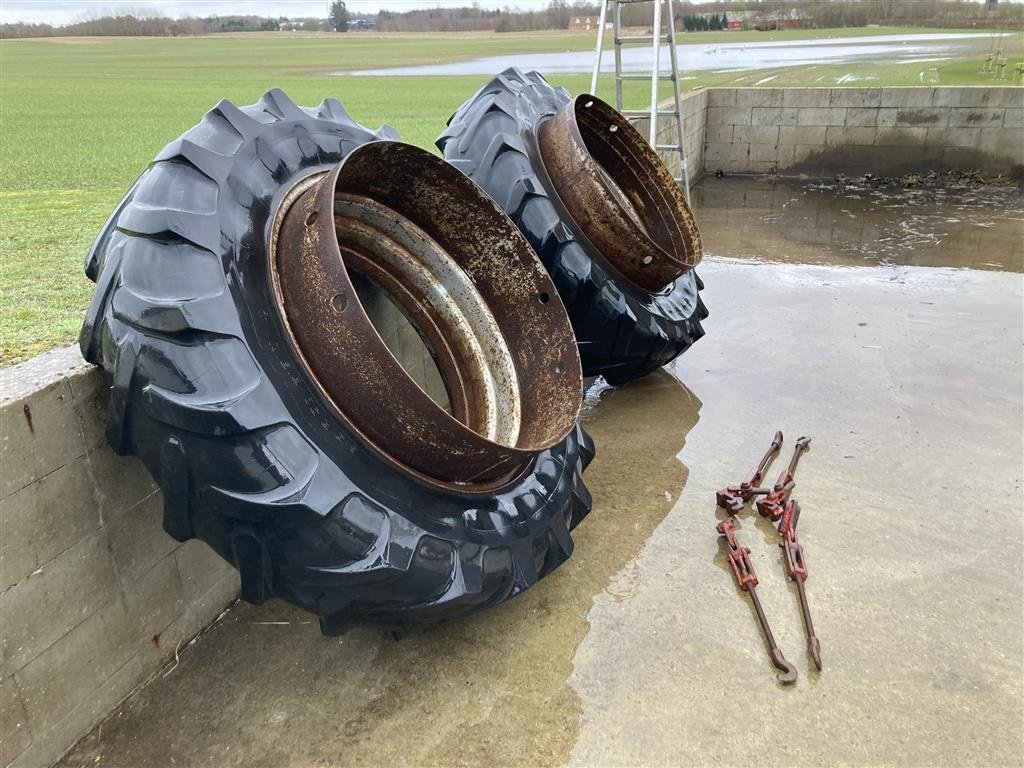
(60, 178), (1024, 768)
(343, 32), (1003, 76)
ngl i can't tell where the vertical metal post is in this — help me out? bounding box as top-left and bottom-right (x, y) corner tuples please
(613, 2), (624, 111)
(591, 0), (609, 95)
(648, 0), (662, 147)
(665, 0), (690, 202)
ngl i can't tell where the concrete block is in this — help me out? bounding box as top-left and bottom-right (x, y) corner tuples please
(706, 88), (736, 107)
(779, 125), (826, 145)
(914, 142), (947, 164)
(798, 107), (847, 127)
(748, 143), (781, 165)
(123, 554), (185, 642)
(0, 531), (117, 676)
(0, 380), (86, 500)
(829, 88), (882, 108)
(826, 126), (877, 146)
(683, 93), (708, 117)
(85, 448), (159, 526)
(703, 123), (732, 145)
(876, 127), (929, 146)
(895, 108), (948, 127)
(174, 539), (234, 605)
(13, 598), (132, 735)
(791, 144), (820, 165)
(742, 160), (779, 174)
(0, 455), (101, 592)
(107, 492), (176, 584)
(734, 125), (780, 145)
(705, 107), (725, 126)
(67, 369), (108, 452)
(0, 677), (30, 765)
(707, 106), (751, 126)
(931, 87), (999, 108)
(752, 107), (799, 127)
(8, 656), (143, 768)
(736, 89), (784, 108)
(977, 128), (1024, 161)
(984, 88), (1024, 108)
(925, 126), (981, 149)
(880, 88), (935, 107)
(947, 108), (1005, 128)
(682, 105), (705, 124)
(845, 108), (880, 127)
(782, 89), (831, 108)
(773, 144), (796, 168)
(702, 142), (736, 171)
(0, 346), (91, 404)
(1003, 108), (1024, 128)
(875, 108), (899, 128)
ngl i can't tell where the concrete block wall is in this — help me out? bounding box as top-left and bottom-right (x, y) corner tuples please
(0, 346), (239, 768)
(627, 88), (708, 186)
(702, 87), (1024, 176)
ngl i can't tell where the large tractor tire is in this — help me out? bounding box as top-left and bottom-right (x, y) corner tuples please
(81, 89), (594, 634)
(438, 68), (708, 386)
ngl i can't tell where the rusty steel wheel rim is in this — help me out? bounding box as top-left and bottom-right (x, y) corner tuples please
(270, 141), (582, 489)
(537, 94), (703, 293)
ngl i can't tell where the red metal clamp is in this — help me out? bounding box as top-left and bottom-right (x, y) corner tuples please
(717, 517), (758, 592)
(716, 431), (783, 513)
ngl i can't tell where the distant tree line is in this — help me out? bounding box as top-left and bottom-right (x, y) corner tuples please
(2, 14), (289, 39)
(2, 0), (1020, 39)
(681, 13), (730, 32)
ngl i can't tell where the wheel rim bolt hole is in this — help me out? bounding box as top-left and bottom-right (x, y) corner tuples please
(331, 292), (347, 313)
(554, 361), (565, 374)
(538, 291), (550, 304)
(305, 210), (319, 227)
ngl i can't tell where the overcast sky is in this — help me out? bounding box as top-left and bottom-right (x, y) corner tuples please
(0, 0), (1007, 25)
(0, 0), (548, 25)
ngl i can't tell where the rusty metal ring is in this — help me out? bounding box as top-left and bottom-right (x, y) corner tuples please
(270, 141), (582, 489)
(537, 94), (702, 293)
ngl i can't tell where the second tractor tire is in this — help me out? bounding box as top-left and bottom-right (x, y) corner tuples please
(438, 68), (708, 386)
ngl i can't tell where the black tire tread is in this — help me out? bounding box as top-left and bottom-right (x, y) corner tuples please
(81, 88), (592, 632)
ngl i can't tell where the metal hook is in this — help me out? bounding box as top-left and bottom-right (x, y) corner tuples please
(770, 647), (798, 685)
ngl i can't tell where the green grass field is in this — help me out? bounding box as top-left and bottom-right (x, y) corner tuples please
(1, 28), (1019, 364)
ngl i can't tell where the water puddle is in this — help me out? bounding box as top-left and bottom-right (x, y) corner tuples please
(59, 372), (701, 768)
(339, 32), (1001, 77)
(692, 175), (1024, 271)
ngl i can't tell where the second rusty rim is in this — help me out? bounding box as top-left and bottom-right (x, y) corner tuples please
(537, 94), (703, 293)
(270, 141), (583, 489)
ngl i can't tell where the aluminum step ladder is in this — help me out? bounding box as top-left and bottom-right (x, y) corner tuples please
(590, 0), (690, 203)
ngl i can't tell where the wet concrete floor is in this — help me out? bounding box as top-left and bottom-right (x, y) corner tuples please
(60, 179), (1023, 767)
(694, 175), (1024, 271)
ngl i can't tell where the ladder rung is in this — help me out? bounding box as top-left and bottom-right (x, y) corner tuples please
(621, 109), (678, 117)
(615, 35), (670, 44)
(654, 144), (683, 151)
(616, 73), (676, 81)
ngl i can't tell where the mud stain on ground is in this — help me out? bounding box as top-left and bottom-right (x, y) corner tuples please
(58, 372), (699, 768)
